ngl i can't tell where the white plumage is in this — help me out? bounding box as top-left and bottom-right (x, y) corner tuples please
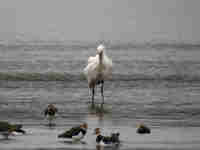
(72, 132), (84, 141)
(84, 44), (113, 106)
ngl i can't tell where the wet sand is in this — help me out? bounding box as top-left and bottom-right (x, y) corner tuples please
(1, 79), (200, 149)
(1, 46), (200, 149)
(1, 123), (200, 150)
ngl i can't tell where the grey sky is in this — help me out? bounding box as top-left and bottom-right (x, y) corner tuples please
(0, 0), (199, 43)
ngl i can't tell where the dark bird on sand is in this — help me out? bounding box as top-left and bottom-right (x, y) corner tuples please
(94, 128), (120, 146)
(58, 123), (88, 141)
(136, 124), (151, 134)
(44, 104), (58, 126)
(0, 121), (26, 139)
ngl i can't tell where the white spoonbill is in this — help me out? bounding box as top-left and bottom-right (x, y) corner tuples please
(84, 44), (113, 107)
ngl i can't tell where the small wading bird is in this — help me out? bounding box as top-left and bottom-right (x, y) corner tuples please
(0, 121), (26, 139)
(136, 123), (151, 134)
(58, 123), (88, 142)
(93, 128), (120, 146)
(44, 104), (58, 126)
(84, 44), (113, 107)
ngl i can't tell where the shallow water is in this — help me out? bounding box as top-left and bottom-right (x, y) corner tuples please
(1, 126), (200, 150)
(0, 79), (200, 150)
(0, 44), (200, 149)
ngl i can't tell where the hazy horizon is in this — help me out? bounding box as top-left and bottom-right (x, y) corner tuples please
(0, 0), (200, 43)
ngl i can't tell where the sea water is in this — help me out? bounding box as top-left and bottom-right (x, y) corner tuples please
(0, 43), (200, 149)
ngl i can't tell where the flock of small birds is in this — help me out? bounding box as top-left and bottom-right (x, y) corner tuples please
(0, 103), (151, 147)
(0, 44), (151, 147)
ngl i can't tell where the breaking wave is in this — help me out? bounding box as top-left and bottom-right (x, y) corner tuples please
(0, 72), (199, 82)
